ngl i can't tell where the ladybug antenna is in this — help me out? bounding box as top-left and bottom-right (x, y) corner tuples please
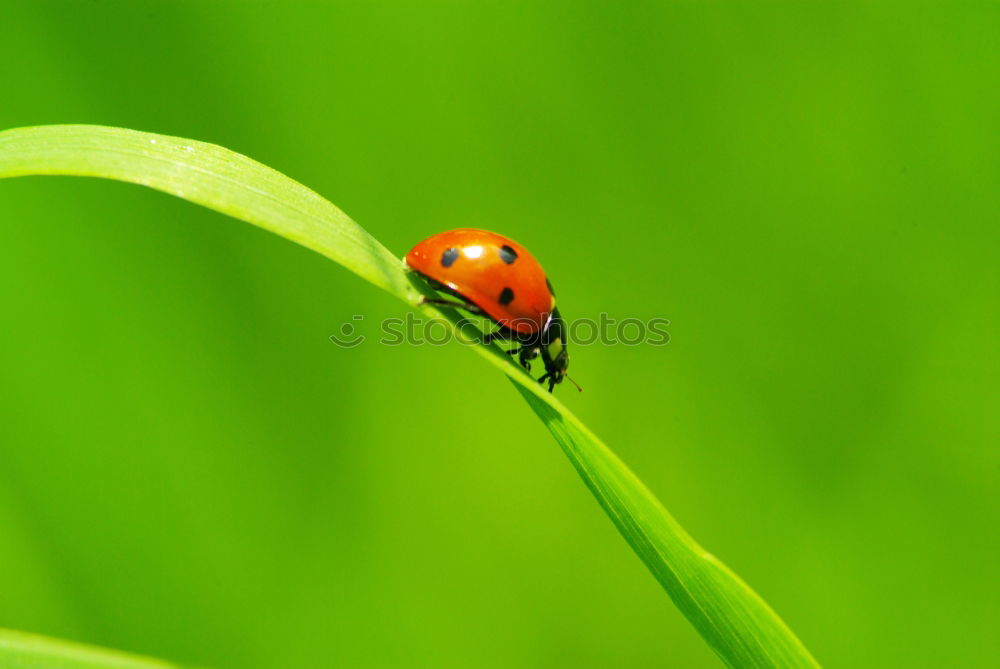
(565, 375), (583, 392)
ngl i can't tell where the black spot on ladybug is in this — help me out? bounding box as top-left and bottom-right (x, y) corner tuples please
(499, 287), (515, 305)
(499, 245), (518, 264)
(545, 277), (556, 296)
(440, 248), (459, 267)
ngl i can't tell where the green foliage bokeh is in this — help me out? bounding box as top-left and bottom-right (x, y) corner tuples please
(1, 2), (996, 668)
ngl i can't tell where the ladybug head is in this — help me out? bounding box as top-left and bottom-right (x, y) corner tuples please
(540, 309), (581, 393)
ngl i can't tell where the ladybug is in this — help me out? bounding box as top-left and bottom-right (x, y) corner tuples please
(406, 229), (579, 392)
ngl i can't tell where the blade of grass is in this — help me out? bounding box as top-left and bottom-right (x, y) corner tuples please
(0, 125), (820, 668)
(0, 628), (190, 669)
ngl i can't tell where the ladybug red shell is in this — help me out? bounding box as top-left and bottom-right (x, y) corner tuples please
(405, 229), (554, 334)
(405, 228), (574, 392)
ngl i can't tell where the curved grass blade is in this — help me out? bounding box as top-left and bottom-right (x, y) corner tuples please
(0, 124), (415, 302)
(0, 125), (820, 668)
(0, 628), (191, 669)
(513, 386), (819, 667)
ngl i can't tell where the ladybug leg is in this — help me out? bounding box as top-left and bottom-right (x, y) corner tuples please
(519, 346), (539, 371)
(536, 372), (556, 393)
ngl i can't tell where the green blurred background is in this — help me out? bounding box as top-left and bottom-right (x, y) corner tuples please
(1, 2), (997, 667)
